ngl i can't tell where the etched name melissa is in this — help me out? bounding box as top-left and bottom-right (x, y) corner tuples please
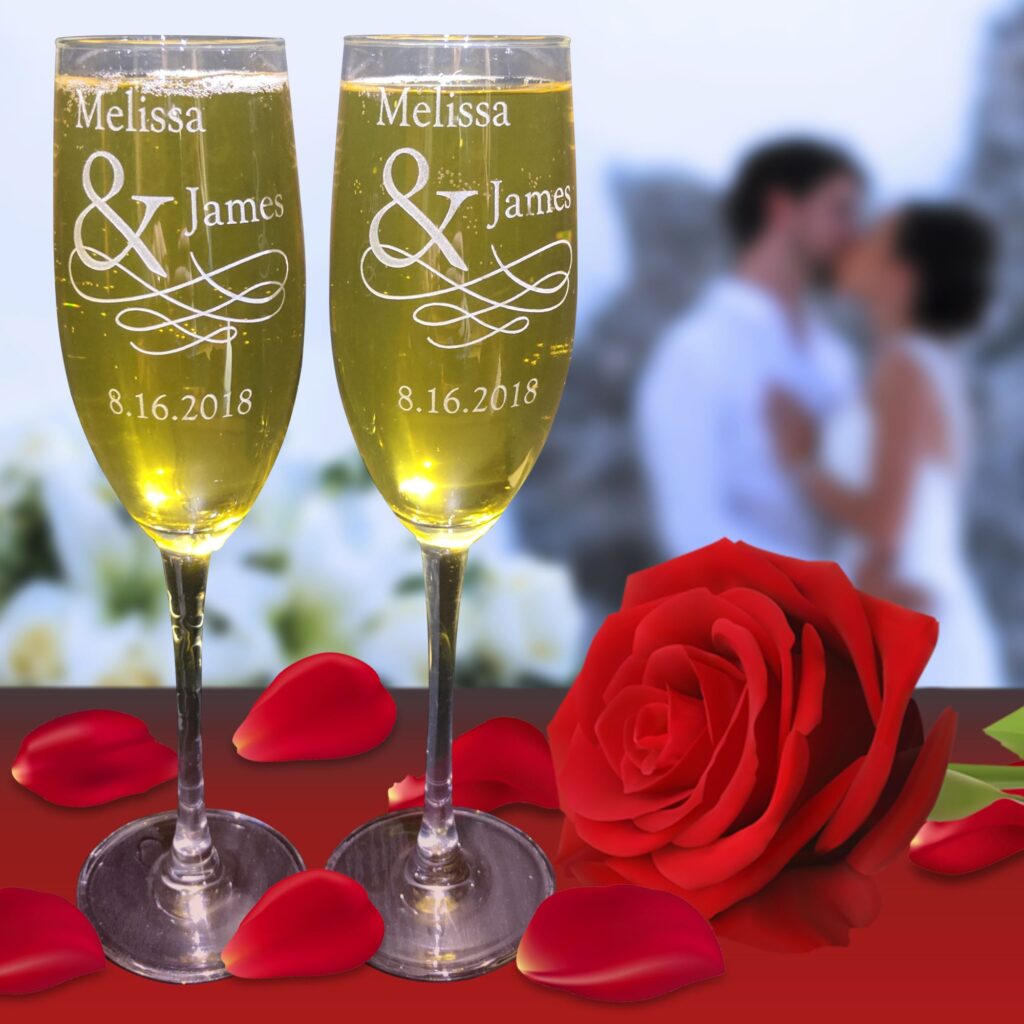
(75, 88), (206, 134)
(377, 85), (510, 129)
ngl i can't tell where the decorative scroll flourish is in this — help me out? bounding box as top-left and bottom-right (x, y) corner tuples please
(360, 238), (573, 351)
(69, 149), (288, 357)
(69, 245), (289, 357)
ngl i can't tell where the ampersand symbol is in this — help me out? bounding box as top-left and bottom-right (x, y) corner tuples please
(368, 147), (477, 272)
(73, 150), (174, 278)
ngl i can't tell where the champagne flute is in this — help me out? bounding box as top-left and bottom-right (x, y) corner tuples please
(53, 36), (306, 983)
(327, 35), (576, 979)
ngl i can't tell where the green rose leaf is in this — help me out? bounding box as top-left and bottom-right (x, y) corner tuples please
(928, 768), (1024, 823)
(947, 762), (1024, 791)
(984, 705), (1024, 759)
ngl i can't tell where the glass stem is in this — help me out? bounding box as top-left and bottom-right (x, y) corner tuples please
(161, 550), (221, 889)
(413, 544), (469, 886)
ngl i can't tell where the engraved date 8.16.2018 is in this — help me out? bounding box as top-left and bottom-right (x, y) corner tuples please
(396, 378), (539, 415)
(106, 387), (254, 421)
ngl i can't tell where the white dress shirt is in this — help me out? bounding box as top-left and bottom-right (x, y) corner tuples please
(635, 276), (856, 561)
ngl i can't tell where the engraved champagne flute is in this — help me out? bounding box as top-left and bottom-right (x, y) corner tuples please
(326, 35), (576, 980)
(53, 36), (306, 983)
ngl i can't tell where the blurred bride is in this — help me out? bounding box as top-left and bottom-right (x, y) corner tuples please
(770, 203), (1004, 687)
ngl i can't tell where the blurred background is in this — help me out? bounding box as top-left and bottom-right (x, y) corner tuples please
(4, 0), (1024, 688)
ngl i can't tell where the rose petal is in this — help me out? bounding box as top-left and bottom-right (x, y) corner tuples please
(571, 809), (681, 857)
(714, 863), (882, 953)
(622, 541), (812, 621)
(815, 595), (938, 852)
(11, 710), (176, 807)
(221, 870), (383, 979)
(793, 623), (827, 736)
(0, 888), (104, 995)
(641, 644), (701, 696)
(388, 717), (558, 812)
(666, 618), (772, 845)
(847, 707), (957, 875)
(517, 885), (724, 1002)
(652, 732), (811, 888)
(233, 653), (396, 762)
(687, 647), (745, 744)
(910, 793), (1024, 874)
(760, 550), (884, 720)
(565, 757), (865, 919)
(571, 603), (657, 740)
(722, 587), (796, 750)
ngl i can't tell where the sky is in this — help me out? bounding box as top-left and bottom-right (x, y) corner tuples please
(0, 0), (1009, 461)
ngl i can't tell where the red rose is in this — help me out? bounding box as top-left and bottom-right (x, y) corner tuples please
(549, 540), (957, 917)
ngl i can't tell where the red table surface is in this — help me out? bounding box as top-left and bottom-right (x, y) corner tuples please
(0, 687), (1021, 1022)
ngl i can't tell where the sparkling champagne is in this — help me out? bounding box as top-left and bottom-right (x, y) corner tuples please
(54, 72), (305, 554)
(330, 79), (576, 546)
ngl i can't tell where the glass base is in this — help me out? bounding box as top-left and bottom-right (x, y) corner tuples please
(77, 809), (305, 984)
(326, 807), (554, 981)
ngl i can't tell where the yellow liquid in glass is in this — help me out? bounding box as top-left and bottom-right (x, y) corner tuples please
(53, 73), (305, 555)
(330, 80), (576, 547)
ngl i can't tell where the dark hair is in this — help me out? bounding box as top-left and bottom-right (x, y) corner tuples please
(893, 203), (995, 337)
(724, 137), (863, 247)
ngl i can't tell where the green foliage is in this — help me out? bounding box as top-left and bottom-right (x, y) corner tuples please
(100, 558), (164, 619)
(928, 704), (1024, 823)
(243, 550), (289, 574)
(0, 477), (62, 607)
(319, 458), (373, 492)
(947, 762), (1024, 790)
(983, 705), (1024, 759)
(928, 768), (1024, 822)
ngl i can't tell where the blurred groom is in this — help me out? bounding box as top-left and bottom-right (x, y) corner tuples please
(636, 137), (865, 561)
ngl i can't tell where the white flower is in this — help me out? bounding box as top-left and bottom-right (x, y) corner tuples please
(0, 581), (170, 687)
(464, 555), (583, 685)
(354, 552), (584, 689)
(0, 426), (587, 692)
(354, 592), (428, 689)
(201, 616), (282, 686)
(0, 420), (164, 609)
(0, 582), (75, 685)
(0, 423), (81, 486)
(79, 616), (172, 688)
(203, 561), (285, 685)
(227, 460), (322, 562)
(264, 491), (421, 657)
(39, 469), (146, 594)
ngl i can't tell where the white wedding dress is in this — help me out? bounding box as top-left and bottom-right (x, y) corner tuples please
(822, 335), (1004, 688)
